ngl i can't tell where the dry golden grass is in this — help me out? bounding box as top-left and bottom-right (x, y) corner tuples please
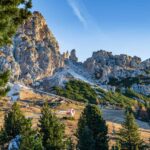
(20, 89), (52, 101)
(0, 89), (149, 148)
(107, 121), (150, 147)
(56, 102), (84, 137)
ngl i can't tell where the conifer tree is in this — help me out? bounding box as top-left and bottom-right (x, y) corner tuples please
(20, 130), (43, 150)
(0, 0), (32, 46)
(118, 112), (142, 150)
(39, 102), (66, 150)
(77, 126), (95, 150)
(0, 102), (31, 146)
(77, 104), (108, 150)
(0, 71), (10, 97)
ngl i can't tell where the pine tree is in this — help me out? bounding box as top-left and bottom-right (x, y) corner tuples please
(39, 102), (66, 150)
(0, 102), (31, 146)
(0, 0), (32, 47)
(19, 130), (43, 150)
(77, 126), (95, 150)
(118, 112), (142, 150)
(0, 71), (10, 97)
(77, 104), (108, 150)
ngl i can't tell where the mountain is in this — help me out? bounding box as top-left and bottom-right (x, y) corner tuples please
(0, 11), (65, 84)
(84, 50), (142, 82)
(0, 11), (149, 97)
(83, 50), (150, 95)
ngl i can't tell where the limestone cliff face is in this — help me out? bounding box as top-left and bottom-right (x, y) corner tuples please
(83, 50), (150, 95)
(69, 49), (78, 62)
(14, 11), (65, 83)
(0, 46), (20, 81)
(139, 58), (150, 70)
(0, 11), (64, 84)
(84, 50), (143, 82)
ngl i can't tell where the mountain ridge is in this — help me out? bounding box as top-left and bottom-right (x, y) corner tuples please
(0, 11), (149, 96)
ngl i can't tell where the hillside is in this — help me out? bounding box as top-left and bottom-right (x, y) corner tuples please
(0, 11), (150, 149)
(0, 87), (149, 147)
(0, 11), (149, 97)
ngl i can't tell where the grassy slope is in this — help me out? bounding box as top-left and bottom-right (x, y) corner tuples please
(53, 80), (150, 108)
(0, 87), (149, 147)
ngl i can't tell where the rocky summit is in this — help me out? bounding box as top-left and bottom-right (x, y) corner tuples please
(84, 50), (145, 82)
(0, 11), (65, 84)
(0, 11), (150, 96)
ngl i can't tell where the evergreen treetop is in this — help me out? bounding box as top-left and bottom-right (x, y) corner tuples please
(77, 104), (108, 150)
(39, 102), (66, 150)
(0, 0), (32, 46)
(118, 112), (142, 150)
(0, 102), (31, 145)
(19, 130), (43, 150)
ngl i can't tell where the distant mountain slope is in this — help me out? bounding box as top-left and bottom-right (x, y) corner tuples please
(0, 11), (149, 96)
(83, 50), (150, 96)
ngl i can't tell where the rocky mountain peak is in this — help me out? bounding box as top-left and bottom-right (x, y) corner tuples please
(69, 49), (78, 62)
(84, 50), (141, 70)
(16, 11), (59, 53)
(92, 50), (112, 58)
(140, 58), (150, 69)
(0, 11), (64, 84)
(62, 51), (69, 60)
(84, 50), (144, 82)
(0, 11), (149, 96)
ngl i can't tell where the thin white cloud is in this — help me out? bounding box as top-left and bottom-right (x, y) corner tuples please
(66, 0), (101, 32)
(67, 0), (87, 27)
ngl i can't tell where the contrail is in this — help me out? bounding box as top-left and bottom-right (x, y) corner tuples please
(67, 0), (87, 27)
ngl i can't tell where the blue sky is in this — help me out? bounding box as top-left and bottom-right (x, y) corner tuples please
(32, 0), (150, 62)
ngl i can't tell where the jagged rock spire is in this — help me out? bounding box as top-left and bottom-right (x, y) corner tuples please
(69, 49), (78, 62)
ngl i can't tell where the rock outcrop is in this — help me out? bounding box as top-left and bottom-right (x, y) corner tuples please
(84, 50), (143, 82)
(139, 58), (150, 70)
(0, 11), (64, 84)
(83, 50), (150, 95)
(0, 46), (20, 81)
(69, 49), (78, 62)
(14, 11), (65, 84)
(0, 12), (149, 96)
